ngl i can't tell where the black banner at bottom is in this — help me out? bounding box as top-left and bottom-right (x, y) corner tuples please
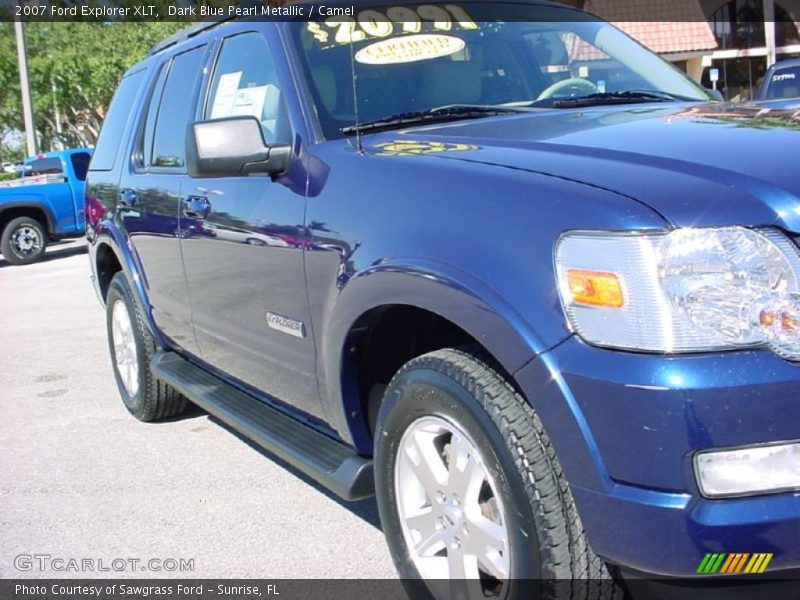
(3, 579), (800, 600)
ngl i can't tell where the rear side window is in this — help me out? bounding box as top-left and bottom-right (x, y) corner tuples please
(70, 152), (91, 181)
(26, 157), (63, 176)
(92, 69), (146, 171)
(149, 45), (206, 168)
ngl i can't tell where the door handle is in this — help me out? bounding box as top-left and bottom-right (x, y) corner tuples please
(118, 188), (137, 206)
(182, 195), (211, 219)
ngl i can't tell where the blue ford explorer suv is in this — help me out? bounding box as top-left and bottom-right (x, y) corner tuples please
(85, 1), (800, 596)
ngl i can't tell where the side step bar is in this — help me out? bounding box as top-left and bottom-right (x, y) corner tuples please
(151, 352), (374, 501)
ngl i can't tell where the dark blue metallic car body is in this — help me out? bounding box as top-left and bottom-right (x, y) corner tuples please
(86, 10), (800, 579)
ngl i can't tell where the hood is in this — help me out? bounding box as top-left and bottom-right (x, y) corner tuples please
(366, 103), (800, 232)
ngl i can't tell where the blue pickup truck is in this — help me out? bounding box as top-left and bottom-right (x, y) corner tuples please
(86, 1), (800, 596)
(0, 148), (91, 265)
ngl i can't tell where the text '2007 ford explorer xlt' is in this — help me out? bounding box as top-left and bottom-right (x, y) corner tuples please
(86, 1), (800, 597)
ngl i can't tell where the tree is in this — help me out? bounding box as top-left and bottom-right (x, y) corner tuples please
(0, 21), (183, 150)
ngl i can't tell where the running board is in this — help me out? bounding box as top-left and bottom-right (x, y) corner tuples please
(151, 351), (374, 501)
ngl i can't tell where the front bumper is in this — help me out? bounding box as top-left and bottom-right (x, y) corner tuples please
(515, 337), (800, 576)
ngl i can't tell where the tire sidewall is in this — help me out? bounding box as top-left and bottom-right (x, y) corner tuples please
(106, 275), (148, 416)
(2, 217), (46, 265)
(375, 365), (542, 596)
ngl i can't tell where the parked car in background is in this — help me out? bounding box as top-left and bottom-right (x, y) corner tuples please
(0, 148), (92, 265)
(755, 58), (800, 109)
(86, 1), (800, 596)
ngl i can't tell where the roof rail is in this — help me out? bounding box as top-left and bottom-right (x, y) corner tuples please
(147, 18), (228, 56)
(148, 0), (266, 55)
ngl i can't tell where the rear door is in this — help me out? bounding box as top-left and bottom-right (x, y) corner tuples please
(179, 27), (319, 418)
(117, 43), (209, 355)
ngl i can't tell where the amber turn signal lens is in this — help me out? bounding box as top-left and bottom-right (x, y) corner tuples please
(566, 270), (624, 308)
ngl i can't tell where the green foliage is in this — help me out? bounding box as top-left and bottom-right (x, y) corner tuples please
(0, 21), (183, 150)
(0, 171), (19, 181)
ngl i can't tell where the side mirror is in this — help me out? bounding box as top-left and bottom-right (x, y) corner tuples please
(186, 116), (291, 178)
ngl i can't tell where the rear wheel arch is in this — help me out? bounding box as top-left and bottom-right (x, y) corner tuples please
(0, 203), (53, 237)
(95, 241), (123, 301)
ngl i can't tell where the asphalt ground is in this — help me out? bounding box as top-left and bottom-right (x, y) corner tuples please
(0, 239), (396, 579)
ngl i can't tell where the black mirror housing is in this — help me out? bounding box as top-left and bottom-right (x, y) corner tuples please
(186, 116), (290, 178)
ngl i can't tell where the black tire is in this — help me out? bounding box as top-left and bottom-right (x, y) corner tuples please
(105, 272), (187, 422)
(1, 216), (47, 265)
(374, 348), (625, 600)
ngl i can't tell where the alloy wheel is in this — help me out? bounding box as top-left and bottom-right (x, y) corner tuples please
(394, 415), (510, 586)
(111, 299), (139, 397)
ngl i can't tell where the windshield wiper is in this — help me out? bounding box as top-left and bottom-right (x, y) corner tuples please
(551, 90), (692, 108)
(341, 104), (530, 135)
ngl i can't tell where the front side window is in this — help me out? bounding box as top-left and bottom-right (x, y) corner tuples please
(205, 32), (292, 146)
(149, 45), (206, 168)
(291, 3), (710, 139)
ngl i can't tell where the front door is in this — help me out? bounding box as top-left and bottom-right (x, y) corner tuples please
(179, 29), (319, 418)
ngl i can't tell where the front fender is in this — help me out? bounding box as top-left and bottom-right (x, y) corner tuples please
(320, 258), (562, 450)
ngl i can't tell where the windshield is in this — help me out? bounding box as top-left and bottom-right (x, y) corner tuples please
(291, 3), (710, 139)
(765, 65), (800, 100)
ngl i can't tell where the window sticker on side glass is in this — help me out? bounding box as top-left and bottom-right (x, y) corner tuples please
(306, 4), (478, 50)
(231, 86), (268, 119)
(210, 71), (243, 118)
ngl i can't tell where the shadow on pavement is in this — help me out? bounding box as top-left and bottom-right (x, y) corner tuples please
(149, 402), (383, 529)
(209, 415), (383, 530)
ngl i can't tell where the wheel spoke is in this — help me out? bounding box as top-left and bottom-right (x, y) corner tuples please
(404, 430), (448, 494)
(405, 508), (444, 556)
(447, 547), (480, 580)
(464, 515), (509, 579)
(111, 300), (139, 397)
(446, 436), (486, 505)
(478, 548), (509, 581)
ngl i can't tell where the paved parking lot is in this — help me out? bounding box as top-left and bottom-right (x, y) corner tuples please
(0, 240), (395, 579)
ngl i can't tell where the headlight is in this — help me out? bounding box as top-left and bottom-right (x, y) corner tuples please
(555, 227), (800, 358)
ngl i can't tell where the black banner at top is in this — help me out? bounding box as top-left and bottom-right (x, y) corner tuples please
(1, 0), (799, 23)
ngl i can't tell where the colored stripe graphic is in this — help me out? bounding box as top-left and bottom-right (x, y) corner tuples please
(719, 553), (749, 574)
(700, 553), (774, 574)
(744, 553), (773, 574)
(698, 553), (727, 574)
(720, 553), (737, 573)
(697, 554), (713, 574)
(733, 553), (750, 573)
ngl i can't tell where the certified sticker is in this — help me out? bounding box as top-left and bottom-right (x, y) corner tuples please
(355, 33), (465, 65)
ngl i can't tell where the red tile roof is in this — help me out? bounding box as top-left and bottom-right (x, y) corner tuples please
(583, 0), (718, 54)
